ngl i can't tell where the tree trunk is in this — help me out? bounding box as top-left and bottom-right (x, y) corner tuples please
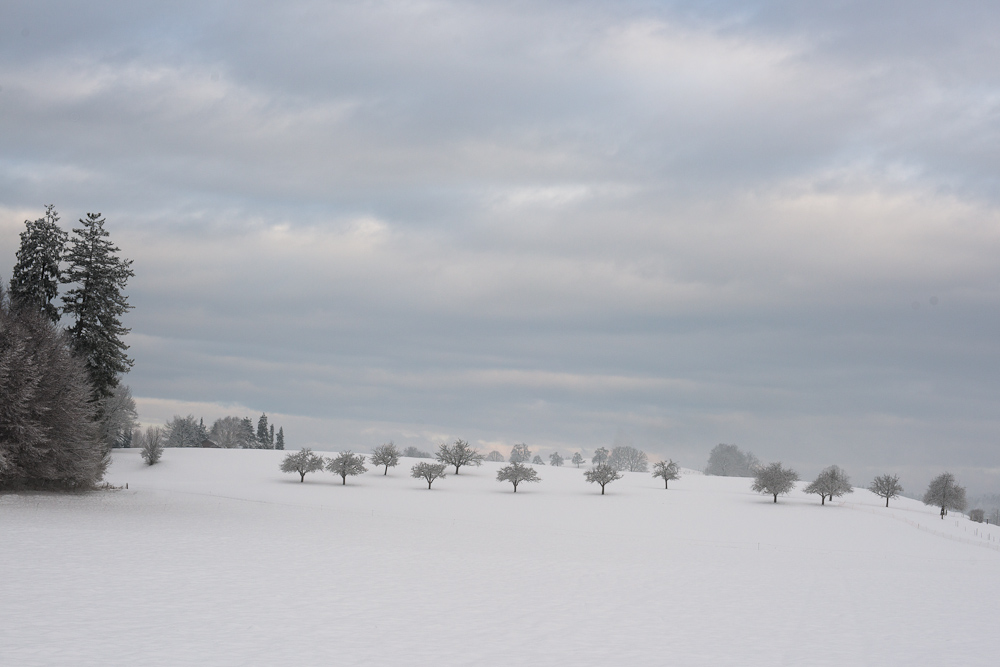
(427, 480), (432, 489)
(513, 483), (518, 493)
(300, 472), (305, 482)
(342, 475), (346, 485)
(821, 495), (825, 505)
(601, 484), (606, 495)
(454, 465), (460, 474)
(773, 494), (777, 503)
(384, 465), (388, 475)
(885, 496), (889, 507)
(664, 479), (668, 489)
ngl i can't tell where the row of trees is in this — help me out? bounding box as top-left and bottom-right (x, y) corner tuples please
(483, 444), (648, 472)
(751, 461), (970, 519)
(2, 207), (134, 490)
(157, 413), (286, 450)
(279, 440), (682, 494)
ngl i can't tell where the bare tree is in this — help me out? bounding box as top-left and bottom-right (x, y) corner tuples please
(804, 465), (853, 505)
(752, 462), (798, 503)
(139, 425), (164, 465)
(326, 451), (368, 485)
(591, 447), (609, 465)
(652, 459), (680, 489)
(922, 472), (967, 519)
(435, 439), (484, 474)
(509, 443), (531, 463)
(370, 441), (400, 475)
(485, 451), (504, 462)
(281, 448), (325, 482)
(969, 509), (985, 523)
(868, 474), (903, 507)
(705, 443), (760, 477)
(549, 452), (564, 467)
(608, 445), (648, 472)
(571, 452), (584, 468)
(411, 462), (447, 489)
(496, 461), (541, 492)
(584, 463), (623, 495)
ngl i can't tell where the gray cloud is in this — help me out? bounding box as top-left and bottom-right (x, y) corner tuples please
(2, 1), (999, 494)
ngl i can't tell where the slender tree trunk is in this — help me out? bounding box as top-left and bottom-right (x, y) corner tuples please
(821, 495), (825, 505)
(384, 465), (388, 475)
(664, 479), (668, 489)
(300, 472), (305, 482)
(601, 484), (606, 495)
(454, 465), (460, 474)
(885, 496), (889, 507)
(342, 475), (346, 485)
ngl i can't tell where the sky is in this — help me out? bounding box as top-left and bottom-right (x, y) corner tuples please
(2, 1), (999, 494)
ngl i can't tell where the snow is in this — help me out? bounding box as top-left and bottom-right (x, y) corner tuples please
(2, 448), (999, 666)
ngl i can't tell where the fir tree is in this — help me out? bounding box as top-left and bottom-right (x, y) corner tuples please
(61, 213), (134, 398)
(276, 427), (285, 450)
(9, 205), (67, 324)
(257, 413), (270, 448)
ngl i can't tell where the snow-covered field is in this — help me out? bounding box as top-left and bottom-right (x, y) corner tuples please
(3, 449), (999, 666)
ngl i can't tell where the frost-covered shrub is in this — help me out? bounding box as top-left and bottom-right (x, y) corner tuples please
(139, 426), (164, 465)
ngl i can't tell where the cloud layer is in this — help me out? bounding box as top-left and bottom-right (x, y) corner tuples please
(2, 1), (999, 492)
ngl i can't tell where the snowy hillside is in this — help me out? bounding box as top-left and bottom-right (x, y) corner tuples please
(3, 449), (998, 666)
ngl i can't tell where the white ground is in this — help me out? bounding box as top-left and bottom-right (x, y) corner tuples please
(2, 449), (999, 666)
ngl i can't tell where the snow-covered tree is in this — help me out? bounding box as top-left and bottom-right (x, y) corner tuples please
(496, 461), (541, 492)
(164, 415), (208, 448)
(652, 460), (680, 489)
(281, 448), (325, 482)
(532, 455), (545, 465)
(705, 443), (760, 477)
(209, 416), (255, 448)
(275, 427), (285, 450)
(922, 472), (967, 518)
(868, 474), (903, 507)
(411, 462), (447, 489)
(584, 463), (622, 495)
(98, 383), (138, 450)
(9, 205), (66, 324)
(571, 452), (584, 468)
(485, 451), (504, 462)
(549, 452), (564, 467)
(61, 212), (134, 399)
(752, 462), (798, 503)
(804, 465), (853, 505)
(509, 443), (531, 463)
(0, 287), (107, 489)
(371, 441), (400, 475)
(257, 413), (270, 448)
(969, 509), (985, 523)
(139, 425), (164, 465)
(591, 447), (609, 465)
(402, 446), (432, 458)
(327, 451), (368, 485)
(435, 439), (484, 474)
(609, 445), (648, 472)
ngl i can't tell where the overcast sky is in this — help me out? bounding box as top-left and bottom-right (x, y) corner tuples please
(2, 1), (999, 493)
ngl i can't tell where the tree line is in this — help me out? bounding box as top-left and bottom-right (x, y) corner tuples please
(709, 443), (978, 520)
(278, 439), (985, 521)
(1, 207), (135, 490)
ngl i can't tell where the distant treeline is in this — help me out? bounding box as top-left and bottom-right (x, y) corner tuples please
(144, 413), (286, 450)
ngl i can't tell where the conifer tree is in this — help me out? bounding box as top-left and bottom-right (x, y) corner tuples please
(276, 427), (285, 450)
(257, 413), (270, 448)
(61, 213), (134, 398)
(9, 205), (67, 324)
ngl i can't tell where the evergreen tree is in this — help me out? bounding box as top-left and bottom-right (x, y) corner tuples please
(241, 416), (257, 448)
(257, 413), (270, 448)
(1, 285), (107, 489)
(61, 213), (134, 398)
(269, 424), (275, 448)
(9, 205), (67, 324)
(276, 427), (285, 450)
